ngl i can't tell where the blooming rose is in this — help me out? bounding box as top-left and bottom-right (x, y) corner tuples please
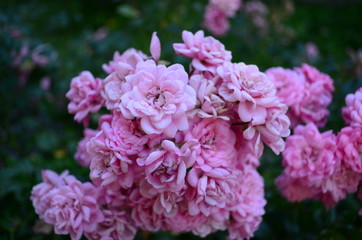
(342, 87), (362, 126)
(173, 30), (232, 74)
(203, 5), (230, 36)
(119, 60), (196, 137)
(66, 71), (104, 125)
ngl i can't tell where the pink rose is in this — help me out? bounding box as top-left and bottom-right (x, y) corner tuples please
(342, 87), (362, 126)
(137, 140), (196, 192)
(185, 118), (237, 168)
(102, 49), (147, 110)
(173, 30), (232, 74)
(282, 123), (338, 181)
(119, 60), (196, 137)
(337, 126), (362, 173)
(203, 5), (230, 36)
(66, 71), (104, 125)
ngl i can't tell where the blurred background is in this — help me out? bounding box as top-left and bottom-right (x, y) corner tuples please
(1, 0), (362, 239)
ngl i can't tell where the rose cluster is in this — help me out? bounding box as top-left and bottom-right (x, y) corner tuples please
(31, 30), (291, 240)
(203, 0), (242, 36)
(276, 87), (362, 209)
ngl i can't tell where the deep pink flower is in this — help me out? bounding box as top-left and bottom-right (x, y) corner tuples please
(210, 0), (242, 17)
(228, 166), (266, 240)
(184, 118), (236, 168)
(102, 49), (147, 110)
(293, 64), (334, 127)
(265, 67), (306, 107)
(173, 30), (232, 74)
(282, 123), (338, 181)
(75, 128), (98, 167)
(85, 209), (137, 240)
(203, 5), (230, 36)
(66, 71), (104, 125)
(337, 126), (362, 173)
(137, 140), (196, 192)
(119, 60), (196, 137)
(275, 173), (317, 202)
(342, 87), (362, 126)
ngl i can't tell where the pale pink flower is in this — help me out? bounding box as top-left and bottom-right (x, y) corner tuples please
(85, 209), (137, 240)
(282, 123), (338, 182)
(75, 128), (98, 167)
(66, 71), (104, 125)
(210, 0), (242, 17)
(184, 118), (237, 168)
(203, 5), (230, 36)
(43, 180), (104, 240)
(254, 104), (290, 154)
(336, 126), (362, 173)
(342, 87), (362, 126)
(119, 60), (196, 137)
(32, 171), (104, 240)
(173, 30), (232, 74)
(217, 62), (277, 123)
(31, 170), (72, 217)
(102, 49), (147, 110)
(228, 166), (266, 240)
(189, 74), (230, 119)
(102, 48), (147, 75)
(137, 140), (196, 192)
(186, 167), (236, 217)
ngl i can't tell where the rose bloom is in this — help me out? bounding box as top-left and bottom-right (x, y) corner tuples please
(102, 49), (147, 110)
(282, 123), (338, 182)
(137, 140), (196, 192)
(66, 71), (104, 125)
(184, 118), (237, 168)
(203, 4), (230, 36)
(173, 30), (232, 74)
(119, 60), (196, 137)
(342, 87), (362, 126)
(336, 126), (362, 173)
